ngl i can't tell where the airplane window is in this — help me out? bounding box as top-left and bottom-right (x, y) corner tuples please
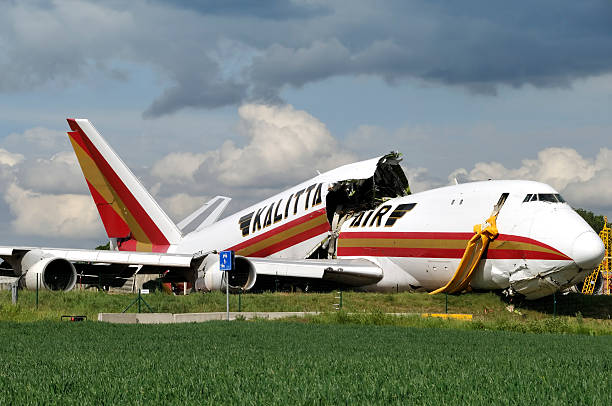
(555, 194), (566, 203)
(530, 194), (538, 202)
(538, 194), (558, 203)
(523, 194), (532, 202)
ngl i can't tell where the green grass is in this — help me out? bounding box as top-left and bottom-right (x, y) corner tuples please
(0, 321), (610, 405)
(1, 289), (612, 335)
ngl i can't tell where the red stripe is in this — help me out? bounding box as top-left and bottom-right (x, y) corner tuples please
(494, 234), (565, 256)
(244, 221), (331, 257)
(336, 246), (569, 261)
(69, 120), (169, 245)
(117, 239), (169, 253)
(119, 240), (138, 251)
(228, 208), (328, 253)
(67, 131), (92, 159)
(486, 250), (568, 260)
(340, 231), (475, 240)
(339, 231), (567, 257)
(86, 180), (130, 238)
(338, 247), (465, 258)
(151, 244), (170, 253)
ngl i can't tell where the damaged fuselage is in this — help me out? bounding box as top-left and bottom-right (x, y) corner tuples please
(10, 120), (600, 299)
(178, 153), (604, 299)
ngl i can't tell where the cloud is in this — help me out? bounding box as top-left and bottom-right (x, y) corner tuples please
(454, 147), (612, 213)
(0, 0), (133, 91)
(149, 0), (331, 20)
(159, 193), (209, 221)
(152, 103), (356, 188)
(1, 127), (68, 156)
(20, 151), (88, 194)
(0, 149), (24, 167)
(2, 1), (612, 116)
(4, 183), (102, 238)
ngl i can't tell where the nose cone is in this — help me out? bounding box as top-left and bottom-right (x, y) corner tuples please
(572, 231), (605, 269)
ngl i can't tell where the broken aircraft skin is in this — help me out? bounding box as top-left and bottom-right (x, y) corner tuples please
(176, 152), (603, 300)
(0, 119), (604, 300)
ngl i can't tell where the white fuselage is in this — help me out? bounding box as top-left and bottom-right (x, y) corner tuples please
(174, 179), (603, 299)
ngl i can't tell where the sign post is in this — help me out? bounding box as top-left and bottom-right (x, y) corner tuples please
(219, 250), (234, 321)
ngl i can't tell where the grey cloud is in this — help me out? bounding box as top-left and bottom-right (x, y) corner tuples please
(149, 0), (331, 20)
(143, 77), (247, 117)
(2, 1), (612, 116)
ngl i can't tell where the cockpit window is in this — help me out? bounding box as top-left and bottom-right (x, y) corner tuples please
(523, 193), (567, 203)
(539, 194), (557, 203)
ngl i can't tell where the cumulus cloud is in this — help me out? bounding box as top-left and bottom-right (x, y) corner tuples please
(1, 127), (68, 156)
(2, 1), (612, 116)
(453, 147), (612, 213)
(20, 151), (87, 194)
(152, 103), (356, 188)
(4, 183), (102, 238)
(159, 193), (209, 221)
(0, 149), (24, 167)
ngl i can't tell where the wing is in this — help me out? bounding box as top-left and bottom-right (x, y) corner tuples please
(201, 255), (383, 291)
(249, 257), (383, 286)
(1, 246), (382, 292)
(0, 246), (199, 291)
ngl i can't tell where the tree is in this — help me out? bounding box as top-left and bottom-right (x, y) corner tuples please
(95, 242), (110, 250)
(574, 208), (609, 234)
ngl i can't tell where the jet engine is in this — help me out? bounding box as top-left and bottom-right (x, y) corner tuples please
(203, 255), (256, 291)
(20, 250), (77, 291)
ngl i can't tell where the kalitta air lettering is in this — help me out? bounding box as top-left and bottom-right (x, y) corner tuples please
(349, 203), (417, 228)
(239, 183), (325, 237)
(385, 203), (416, 227)
(239, 212), (253, 236)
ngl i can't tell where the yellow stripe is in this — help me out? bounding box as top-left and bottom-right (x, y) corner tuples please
(136, 241), (154, 252)
(421, 313), (473, 320)
(338, 237), (559, 256)
(338, 238), (468, 249)
(237, 214), (328, 256)
(489, 240), (559, 255)
(69, 135), (151, 244)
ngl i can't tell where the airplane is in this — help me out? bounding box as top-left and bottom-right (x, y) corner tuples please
(0, 119), (605, 299)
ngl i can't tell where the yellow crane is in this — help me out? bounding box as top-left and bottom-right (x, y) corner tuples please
(582, 216), (611, 295)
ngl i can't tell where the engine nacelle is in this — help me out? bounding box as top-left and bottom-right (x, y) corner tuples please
(203, 255), (256, 292)
(21, 250), (77, 291)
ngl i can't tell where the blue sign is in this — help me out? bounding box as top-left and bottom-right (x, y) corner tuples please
(219, 250), (234, 271)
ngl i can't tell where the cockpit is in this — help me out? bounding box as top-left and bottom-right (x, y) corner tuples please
(522, 193), (566, 203)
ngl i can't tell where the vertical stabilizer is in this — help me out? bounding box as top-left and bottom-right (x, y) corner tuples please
(67, 118), (182, 252)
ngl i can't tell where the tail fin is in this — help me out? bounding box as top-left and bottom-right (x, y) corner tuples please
(67, 118), (182, 252)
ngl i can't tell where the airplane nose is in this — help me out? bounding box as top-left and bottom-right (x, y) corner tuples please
(572, 231), (605, 269)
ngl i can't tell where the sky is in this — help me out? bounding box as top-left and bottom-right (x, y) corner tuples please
(0, 0), (611, 249)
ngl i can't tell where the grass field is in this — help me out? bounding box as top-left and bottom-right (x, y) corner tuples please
(0, 321), (610, 405)
(1, 289), (612, 335)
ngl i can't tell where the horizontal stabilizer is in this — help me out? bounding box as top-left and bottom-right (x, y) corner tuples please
(177, 196), (232, 233)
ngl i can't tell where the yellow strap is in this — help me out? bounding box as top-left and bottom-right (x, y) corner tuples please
(430, 215), (499, 295)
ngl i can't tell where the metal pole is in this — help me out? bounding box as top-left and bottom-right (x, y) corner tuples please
(553, 292), (557, 318)
(36, 274), (39, 310)
(11, 283), (17, 305)
(445, 293), (448, 314)
(340, 291), (343, 309)
(226, 272), (229, 321)
(138, 289), (141, 313)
